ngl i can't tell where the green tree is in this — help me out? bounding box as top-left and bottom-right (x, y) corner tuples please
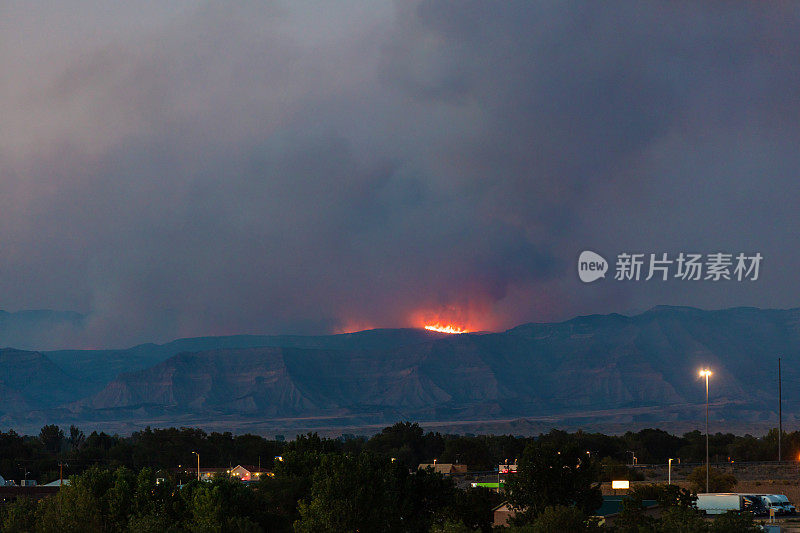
(529, 505), (598, 533)
(68, 425), (85, 451)
(598, 457), (643, 482)
(295, 452), (453, 533)
(445, 486), (503, 533)
(104, 467), (136, 530)
(365, 422), (429, 468)
(625, 483), (696, 509)
(614, 484), (700, 532)
(258, 475), (309, 531)
(35, 474), (104, 532)
(0, 430), (33, 481)
(655, 506), (707, 533)
(295, 453), (398, 533)
(38, 425), (65, 454)
(440, 437), (492, 470)
(181, 479), (263, 532)
(709, 510), (760, 533)
(189, 483), (225, 531)
(126, 511), (178, 533)
(429, 520), (476, 533)
(611, 494), (657, 532)
(623, 429), (685, 464)
(687, 466), (736, 493)
(1, 496), (39, 532)
(222, 515), (264, 532)
(504, 441), (602, 524)
(656, 484), (696, 509)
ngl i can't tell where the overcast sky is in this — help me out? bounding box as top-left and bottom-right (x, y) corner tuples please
(2, 1), (800, 348)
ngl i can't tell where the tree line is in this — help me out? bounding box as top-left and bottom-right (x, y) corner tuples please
(1, 423), (794, 486)
(0, 424), (769, 532)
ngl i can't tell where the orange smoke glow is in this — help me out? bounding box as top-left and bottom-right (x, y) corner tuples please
(336, 301), (498, 336)
(424, 323), (470, 334)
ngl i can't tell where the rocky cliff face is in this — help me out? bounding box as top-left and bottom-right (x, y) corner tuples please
(45, 328), (447, 390)
(0, 348), (79, 411)
(2, 306), (797, 432)
(70, 306), (800, 426)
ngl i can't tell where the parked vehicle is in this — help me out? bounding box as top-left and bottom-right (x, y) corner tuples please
(758, 494), (796, 515)
(695, 493), (767, 516)
(774, 494), (797, 515)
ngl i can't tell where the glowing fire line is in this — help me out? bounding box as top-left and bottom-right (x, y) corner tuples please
(424, 324), (469, 334)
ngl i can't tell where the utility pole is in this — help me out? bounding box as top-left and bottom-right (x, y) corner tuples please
(699, 369), (712, 492)
(192, 451), (200, 482)
(779, 357), (783, 462)
(706, 375), (710, 492)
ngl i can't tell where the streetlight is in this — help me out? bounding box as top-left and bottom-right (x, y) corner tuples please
(668, 458), (673, 485)
(699, 369), (713, 492)
(192, 451), (200, 482)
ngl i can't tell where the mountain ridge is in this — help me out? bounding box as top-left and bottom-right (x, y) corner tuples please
(0, 305), (796, 435)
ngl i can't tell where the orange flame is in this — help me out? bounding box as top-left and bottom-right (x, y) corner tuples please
(424, 323), (470, 334)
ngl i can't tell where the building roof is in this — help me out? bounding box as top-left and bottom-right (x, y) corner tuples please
(42, 479), (71, 487)
(232, 465), (269, 474)
(418, 463), (468, 474)
(492, 502), (511, 512)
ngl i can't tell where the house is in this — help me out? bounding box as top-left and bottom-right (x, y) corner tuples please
(493, 502), (514, 527)
(227, 465), (271, 481)
(198, 468), (227, 480)
(417, 463), (468, 475)
(178, 464), (272, 482)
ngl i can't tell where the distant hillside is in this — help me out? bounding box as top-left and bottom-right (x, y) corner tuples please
(45, 328), (446, 390)
(0, 349), (82, 413)
(56, 306), (799, 433)
(2, 306), (798, 434)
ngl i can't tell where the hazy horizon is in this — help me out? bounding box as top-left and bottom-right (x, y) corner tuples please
(1, 303), (797, 351)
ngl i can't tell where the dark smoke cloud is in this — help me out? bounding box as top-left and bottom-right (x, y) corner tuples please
(1, 1), (799, 348)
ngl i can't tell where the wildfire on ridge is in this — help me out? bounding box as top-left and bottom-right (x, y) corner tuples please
(424, 323), (470, 334)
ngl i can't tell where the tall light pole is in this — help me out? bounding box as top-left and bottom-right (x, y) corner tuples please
(699, 369), (712, 492)
(192, 451), (200, 482)
(779, 357), (782, 462)
(668, 458), (673, 485)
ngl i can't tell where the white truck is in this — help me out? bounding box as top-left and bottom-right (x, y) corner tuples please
(695, 493), (767, 516)
(759, 494), (796, 515)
